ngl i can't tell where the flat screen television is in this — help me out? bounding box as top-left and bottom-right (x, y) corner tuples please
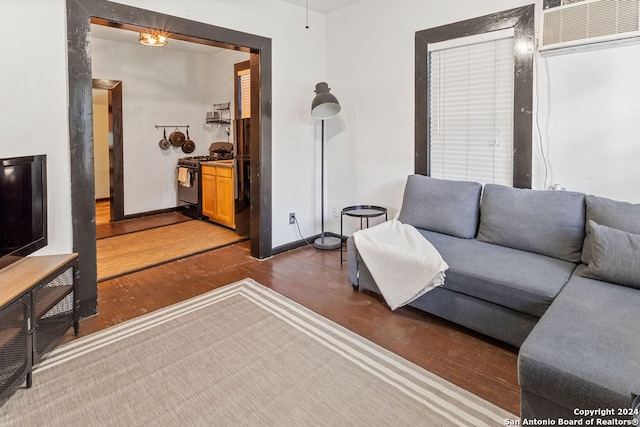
(0, 155), (47, 270)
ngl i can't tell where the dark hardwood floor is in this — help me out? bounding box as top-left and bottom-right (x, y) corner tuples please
(74, 206), (521, 415)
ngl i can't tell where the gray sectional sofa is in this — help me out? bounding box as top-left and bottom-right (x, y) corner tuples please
(346, 174), (640, 421)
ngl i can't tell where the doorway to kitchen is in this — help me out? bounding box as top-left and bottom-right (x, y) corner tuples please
(88, 30), (255, 281)
(67, 0), (272, 317)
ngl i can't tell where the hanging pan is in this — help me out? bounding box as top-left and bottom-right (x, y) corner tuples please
(169, 128), (186, 147)
(182, 128), (196, 153)
(158, 128), (171, 150)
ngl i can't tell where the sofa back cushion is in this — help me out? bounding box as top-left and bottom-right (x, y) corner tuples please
(581, 220), (640, 289)
(398, 175), (482, 239)
(477, 184), (586, 262)
(581, 195), (640, 265)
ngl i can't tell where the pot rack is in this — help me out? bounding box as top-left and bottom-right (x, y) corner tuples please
(155, 124), (190, 130)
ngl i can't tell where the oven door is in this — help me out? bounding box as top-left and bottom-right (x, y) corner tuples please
(177, 166), (199, 206)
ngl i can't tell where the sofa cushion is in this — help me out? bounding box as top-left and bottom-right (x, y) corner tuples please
(477, 184), (586, 262)
(582, 220), (640, 289)
(582, 195), (640, 265)
(398, 175), (482, 239)
(420, 230), (576, 318)
(519, 267), (640, 413)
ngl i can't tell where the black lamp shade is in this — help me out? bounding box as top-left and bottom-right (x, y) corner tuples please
(311, 82), (341, 119)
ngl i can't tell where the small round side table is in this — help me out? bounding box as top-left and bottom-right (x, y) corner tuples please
(340, 205), (388, 264)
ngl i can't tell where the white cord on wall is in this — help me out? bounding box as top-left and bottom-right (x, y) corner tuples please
(534, 42), (552, 190)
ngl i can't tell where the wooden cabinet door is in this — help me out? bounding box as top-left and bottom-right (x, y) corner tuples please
(201, 167), (216, 219)
(215, 167), (235, 228)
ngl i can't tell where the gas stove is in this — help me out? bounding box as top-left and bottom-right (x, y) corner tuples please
(177, 142), (234, 168)
(177, 156), (213, 168)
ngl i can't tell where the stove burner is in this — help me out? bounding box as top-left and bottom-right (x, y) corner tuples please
(182, 155), (211, 161)
(177, 157), (209, 168)
(177, 152), (234, 168)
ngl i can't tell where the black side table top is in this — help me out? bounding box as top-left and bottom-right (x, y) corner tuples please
(342, 205), (387, 218)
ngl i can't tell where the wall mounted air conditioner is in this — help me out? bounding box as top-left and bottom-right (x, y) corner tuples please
(540, 0), (640, 54)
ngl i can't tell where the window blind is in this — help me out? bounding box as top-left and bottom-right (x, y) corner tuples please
(428, 36), (514, 186)
(238, 69), (251, 119)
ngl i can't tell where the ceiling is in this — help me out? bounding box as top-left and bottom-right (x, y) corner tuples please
(280, 0), (362, 13)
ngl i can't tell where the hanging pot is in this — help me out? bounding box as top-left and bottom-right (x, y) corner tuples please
(169, 128), (186, 147)
(182, 128), (195, 153)
(159, 128), (171, 150)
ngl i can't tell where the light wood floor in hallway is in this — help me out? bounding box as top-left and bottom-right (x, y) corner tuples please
(72, 204), (520, 415)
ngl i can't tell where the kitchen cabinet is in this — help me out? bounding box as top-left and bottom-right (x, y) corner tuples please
(201, 168), (216, 219)
(0, 254), (79, 401)
(201, 163), (235, 229)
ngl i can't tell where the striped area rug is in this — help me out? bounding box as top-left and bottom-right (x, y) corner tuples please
(0, 279), (516, 426)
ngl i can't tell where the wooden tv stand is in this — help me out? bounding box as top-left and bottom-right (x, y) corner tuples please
(0, 254), (79, 402)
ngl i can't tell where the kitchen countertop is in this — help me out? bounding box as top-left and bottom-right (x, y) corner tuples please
(201, 160), (234, 168)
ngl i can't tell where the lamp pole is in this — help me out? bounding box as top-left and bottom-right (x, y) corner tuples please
(319, 119), (326, 245)
(313, 118), (341, 250)
(311, 82), (341, 250)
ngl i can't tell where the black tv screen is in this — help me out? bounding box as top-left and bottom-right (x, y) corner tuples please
(0, 155), (47, 270)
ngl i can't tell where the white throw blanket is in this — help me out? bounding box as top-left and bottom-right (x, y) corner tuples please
(353, 219), (448, 310)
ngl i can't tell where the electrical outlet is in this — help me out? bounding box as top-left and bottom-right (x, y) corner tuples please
(332, 207), (340, 217)
(289, 212), (296, 225)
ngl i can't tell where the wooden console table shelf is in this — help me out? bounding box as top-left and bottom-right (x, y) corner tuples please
(0, 254), (79, 402)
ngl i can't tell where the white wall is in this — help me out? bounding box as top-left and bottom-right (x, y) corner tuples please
(91, 37), (249, 214)
(325, 0), (640, 238)
(1, 0), (326, 255)
(4, 0), (638, 258)
(536, 45), (640, 202)
(0, 0), (71, 257)
(109, 0), (329, 247)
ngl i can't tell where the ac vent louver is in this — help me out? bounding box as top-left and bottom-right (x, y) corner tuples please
(541, 0), (640, 51)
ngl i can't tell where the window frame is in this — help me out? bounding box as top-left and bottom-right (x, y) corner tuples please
(415, 5), (535, 188)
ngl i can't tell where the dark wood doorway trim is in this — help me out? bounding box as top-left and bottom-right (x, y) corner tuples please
(92, 79), (124, 222)
(67, 0), (273, 317)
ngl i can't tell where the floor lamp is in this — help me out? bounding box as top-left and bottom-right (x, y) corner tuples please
(311, 82), (341, 250)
